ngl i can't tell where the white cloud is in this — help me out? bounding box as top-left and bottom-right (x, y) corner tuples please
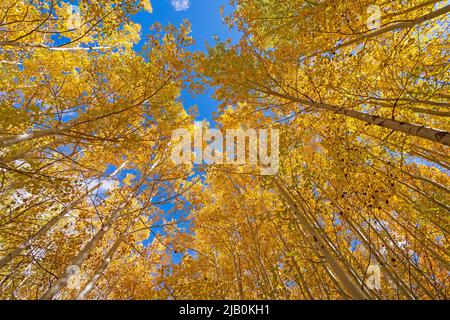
(99, 179), (115, 193)
(84, 177), (116, 205)
(171, 0), (190, 11)
(86, 178), (115, 194)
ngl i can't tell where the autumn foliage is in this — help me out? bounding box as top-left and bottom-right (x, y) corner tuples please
(0, 0), (449, 300)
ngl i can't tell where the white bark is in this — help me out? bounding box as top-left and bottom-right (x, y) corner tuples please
(0, 127), (69, 149)
(39, 199), (129, 300)
(75, 233), (126, 300)
(302, 4), (450, 61)
(0, 162), (127, 269)
(261, 89), (450, 146)
(273, 177), (369, 300)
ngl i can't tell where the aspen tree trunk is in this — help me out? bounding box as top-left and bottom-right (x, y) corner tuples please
(0, 80), (170, 150)
(362, 132), (450, 170)
(322, 176), (438, 298)
(339, 211), (417, 299)
(75, 233), (126, 300)
(385, 0), (442, 19)
(273, 177), (369, 300)
(271, 221), (315, 300)
(303, 4), (450, 61)
(74, 210), (146, 300)
(39, 198), (130, 300)
(225, 175), (277, 297)
(262, 89), (450, 146)
(39, 161), (156, 300)
(0, 43), (113, 51)
(0, 140), (58, 163)
(370, 97), (450, 110)
(334, 4), (450, 51)
(296, 205), (380, 299)
(0, 211), (66, 269)
(362, 149), (450, 194)
(0, 127), (69, 149)
(0, 163), (126, 269)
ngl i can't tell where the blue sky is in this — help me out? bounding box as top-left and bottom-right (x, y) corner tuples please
(133, 0), (240, 122)
(130, 1), (241, 259)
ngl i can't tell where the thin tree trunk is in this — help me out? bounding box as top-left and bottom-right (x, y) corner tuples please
(0, 163), (126, 269)
(0, 78), (171, 149)
(302, 4), (450, 61)
(0, 127), (69, 149)
(369, 97), (450, 109)
(370, 101), (450, 117)
(39, 198), (130, 300)
(0, 140), (58, 163)
(0, 42), (114, 51)
(74, 211), (146, 300)
(75, 233), (126, 300)
(272, 221), (315, 300)
(273, 177), (369, 300)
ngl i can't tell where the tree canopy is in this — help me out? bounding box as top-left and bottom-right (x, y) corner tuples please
(0, 0), (449, 300)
